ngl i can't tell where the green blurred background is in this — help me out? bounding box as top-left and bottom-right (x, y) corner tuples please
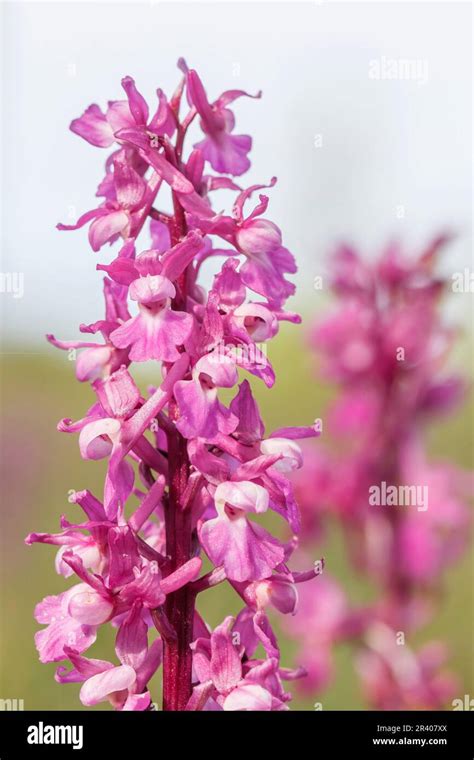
(1, 316), (472, 711)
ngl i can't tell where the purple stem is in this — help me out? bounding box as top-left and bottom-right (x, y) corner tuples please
(161, 175), (195, 710)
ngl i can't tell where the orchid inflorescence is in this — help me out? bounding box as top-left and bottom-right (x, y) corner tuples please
(286, 237), (472, 709)
(26, 61), (320, 711)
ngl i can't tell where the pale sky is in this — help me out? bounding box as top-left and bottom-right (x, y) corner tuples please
(1, 1), (472, 343)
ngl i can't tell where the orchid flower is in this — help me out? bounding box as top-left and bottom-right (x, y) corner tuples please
(28, 61), (320, 711)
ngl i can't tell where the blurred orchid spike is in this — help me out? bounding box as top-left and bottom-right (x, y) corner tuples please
(285, 237), (471, 709)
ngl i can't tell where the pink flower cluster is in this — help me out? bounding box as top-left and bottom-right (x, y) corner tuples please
(27, 61), (320, 711)
(285, 237), (472, 708)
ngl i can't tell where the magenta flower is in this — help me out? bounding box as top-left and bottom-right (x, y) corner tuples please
(174, 353), (239, 440)
(186, 69), (260, 176)
(70, 77), (175, 149)
(187, 180), (297, 306)
(191, 616), (294, 710)
(47, 278), (131, 381)
(110, 275), (193, 362)
(58, 154), (150, 252)
(34, 588), (99, 664)
(29, 61), (319, 711)
(57, 617), (163, 711)
(199, 481), (285, 582)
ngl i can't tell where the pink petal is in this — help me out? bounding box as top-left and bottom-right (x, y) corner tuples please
(97, 257), (138, 286)
(216, 89), (262, 108)
(185, 681), (214, 711)
(188, 438), (230, 485)
(187, 70), (221, 133)
(111, 308), (192, 363)
(267, 578), (298, 615)
(116, 128), (194, 194)
(106, 100), (135, 134)
(160, 231), (204, 282)
(113, 160), (147, 210)
(210, 617), (242, 693)
(195, 352), (238, 388)
(196, 133), (252, 176)
(200, 514), (284, 582)
(269, 425), (319, 440)
(94, 366), (140, 418)
(80, 665), (136, 706)
(116, 601), (148, 671)
(67, 584), (114, 625)
(121, 76), (149, 126)
(237, 219), (282, 254)
(34, 589), (97, 663)
(56, 649), (113, 683)
(70, 104), (114, 148)
(260, 438), (303, 472)
(160, 557), (202, 595)
(107, 526), (141, 587)
(150, 219), (171, 252)
(175, 378), (237, 440)
(213, 258), (246, 307)
(149, 88), (175, 137)
(89, 210), (129, 252)
(129, 476), (166, 532)
(223, 683), (272, 711)
(79, 418), (121, 460)
(76, 346), (114, 382)
(129, 275), (175, 304)
(118, 564), (165, 609)
(230, 380), (265, 443)
(135, 638), (163, 692)
(121, 691), (151, 711)
(215, 480), (269, 514)
(57, 206), (109, 232)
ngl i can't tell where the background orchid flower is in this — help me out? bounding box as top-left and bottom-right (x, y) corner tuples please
(286, 237), (472, 709)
